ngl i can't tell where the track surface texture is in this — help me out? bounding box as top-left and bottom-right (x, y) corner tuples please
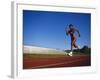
(23, 54), (90, 69)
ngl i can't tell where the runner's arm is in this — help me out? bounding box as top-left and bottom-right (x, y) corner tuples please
(65, 27), (70, 36)
(66, 30), (70, 36)
(76, 29), (80, 37)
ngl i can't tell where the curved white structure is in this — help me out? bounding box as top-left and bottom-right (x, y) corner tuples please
(24, 45), (67, 54)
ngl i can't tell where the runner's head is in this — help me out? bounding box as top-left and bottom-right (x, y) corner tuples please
(69, 24), (74, 29)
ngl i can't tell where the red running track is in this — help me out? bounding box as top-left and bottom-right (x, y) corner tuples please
(23, 55), (90, 69)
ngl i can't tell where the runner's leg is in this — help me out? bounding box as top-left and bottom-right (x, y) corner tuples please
(72, 38), (79, 49)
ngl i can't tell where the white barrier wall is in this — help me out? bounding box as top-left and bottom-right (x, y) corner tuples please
(24, 45), (67, 54)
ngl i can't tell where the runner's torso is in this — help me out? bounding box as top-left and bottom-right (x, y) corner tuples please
(69, 28), (76, 40)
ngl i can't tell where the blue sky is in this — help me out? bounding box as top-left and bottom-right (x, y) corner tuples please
(23, 10), (91, 50)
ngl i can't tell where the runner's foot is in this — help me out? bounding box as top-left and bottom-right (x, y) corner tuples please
(68, 52), (73, 56)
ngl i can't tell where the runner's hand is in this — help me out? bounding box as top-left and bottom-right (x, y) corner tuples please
(79, 34), (80, 37)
